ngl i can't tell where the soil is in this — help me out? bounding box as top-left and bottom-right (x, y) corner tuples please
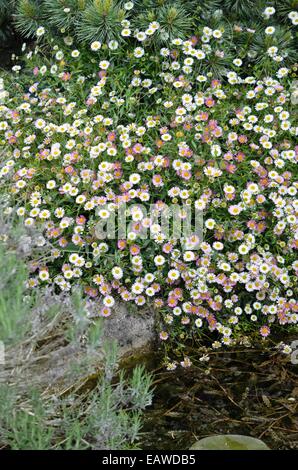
(140, 348), (298, 450)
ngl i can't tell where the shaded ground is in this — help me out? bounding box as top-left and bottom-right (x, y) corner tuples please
(0, 36), (24, 69)
(140, 348), (298, 450)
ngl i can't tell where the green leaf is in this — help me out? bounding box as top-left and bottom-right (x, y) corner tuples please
(190, 434), (270, 450)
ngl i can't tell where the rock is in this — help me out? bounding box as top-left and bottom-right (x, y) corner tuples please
(190, 434), (270, 450)
(102, 302), (156, 357)
(0, 302), (157, 393)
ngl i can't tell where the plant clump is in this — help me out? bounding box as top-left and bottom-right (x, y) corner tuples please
(0, 2), (297, 368)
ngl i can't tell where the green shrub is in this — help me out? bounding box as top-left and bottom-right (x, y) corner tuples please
(76, 0), (126, 44)
(7, 1), (297, 72)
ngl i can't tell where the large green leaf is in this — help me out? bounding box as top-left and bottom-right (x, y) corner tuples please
(190, 434), (270, 450)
